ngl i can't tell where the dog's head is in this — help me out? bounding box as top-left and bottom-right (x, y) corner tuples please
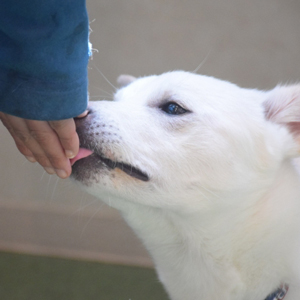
(71, 71), (300, 213)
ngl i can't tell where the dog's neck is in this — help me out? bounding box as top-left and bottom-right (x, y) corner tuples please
(121, 204), (246, 300)
(106, 160), (300, 300)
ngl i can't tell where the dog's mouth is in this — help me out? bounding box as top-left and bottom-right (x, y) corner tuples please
(70, 148), (149, 182)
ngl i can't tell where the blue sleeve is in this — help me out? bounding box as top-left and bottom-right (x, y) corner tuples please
(0, 0), (91, 120)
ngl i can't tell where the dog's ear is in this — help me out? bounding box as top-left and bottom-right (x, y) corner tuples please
(264, 84), (300, 155)
(117, 74), (137, 88)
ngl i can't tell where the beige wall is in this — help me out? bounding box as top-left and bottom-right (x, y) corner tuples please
(0, 0), (299, 266)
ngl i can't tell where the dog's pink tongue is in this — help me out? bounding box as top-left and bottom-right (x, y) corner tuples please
(70, 148), (93, 166)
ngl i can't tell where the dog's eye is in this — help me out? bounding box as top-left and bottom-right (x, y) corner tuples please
(160, 102), (188, 115)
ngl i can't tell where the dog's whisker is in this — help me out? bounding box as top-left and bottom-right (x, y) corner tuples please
(91, 63), (117, 91)
(89, 85), (114, 98)
(45, 174), (53, 199)
(192, 51), (211, 74)
(50, 177), (59, 202)
(74, 196), (99, 214)
(69, 192), (88, 217)
(40, 170), (46, 181)
(89, 95), (112, 100)
(80, 205), (104, 238)
(22, 159), (29, 166)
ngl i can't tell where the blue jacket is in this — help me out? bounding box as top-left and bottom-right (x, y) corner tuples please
(0, 0), (90, 120)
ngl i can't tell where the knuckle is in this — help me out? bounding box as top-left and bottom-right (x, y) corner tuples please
(16, 143), (31, 156)
(48, 155), (67, 169)
(35, 152), (66, 169)
(59, 135), (75, 146)
(50, 119), (75, 137)
(14, 130), (31, 143)
(0, 119), (12, 131)
(34, 154), (51, 167)
(29, 130), (50, 143)
(49, 120), (68, 130)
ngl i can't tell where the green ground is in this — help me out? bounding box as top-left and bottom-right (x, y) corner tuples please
(0, 251), (169, 300)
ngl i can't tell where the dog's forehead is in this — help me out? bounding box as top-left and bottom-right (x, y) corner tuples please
(115, 71), (201, 104)
(115, 71), (245, 109)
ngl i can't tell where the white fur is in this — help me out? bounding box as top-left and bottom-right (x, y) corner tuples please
(72, 71), (300, 300)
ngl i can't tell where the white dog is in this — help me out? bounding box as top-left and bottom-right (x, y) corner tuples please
(70, 71), (300, 300)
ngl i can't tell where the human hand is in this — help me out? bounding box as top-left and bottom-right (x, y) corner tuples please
(0, 111), (88, 179)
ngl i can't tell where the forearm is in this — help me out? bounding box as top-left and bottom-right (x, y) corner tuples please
(0, 0), (91, 120)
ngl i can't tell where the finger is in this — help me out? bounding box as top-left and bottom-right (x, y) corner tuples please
(0, 113), (36, 162)
(0, 111), (11, 130)
(48, 119), (79, 159)
(0, 113), (71, 178)
(13, 135), (36, 162)
(25, 120), (72, 178)
(8, 116), (70, 177)
(12, 119), (57, 170)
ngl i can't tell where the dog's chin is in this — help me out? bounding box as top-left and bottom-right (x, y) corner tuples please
(71, 154), (106, 185)
(71, 153), (149, 185)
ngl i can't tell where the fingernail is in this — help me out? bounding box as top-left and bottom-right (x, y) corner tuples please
(65, 150), (75, 159)
(76, 110), (89, 118)
(44, 167), (55, 174)
(25, 156), (36, 163)
(56, 169), (68, 179)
